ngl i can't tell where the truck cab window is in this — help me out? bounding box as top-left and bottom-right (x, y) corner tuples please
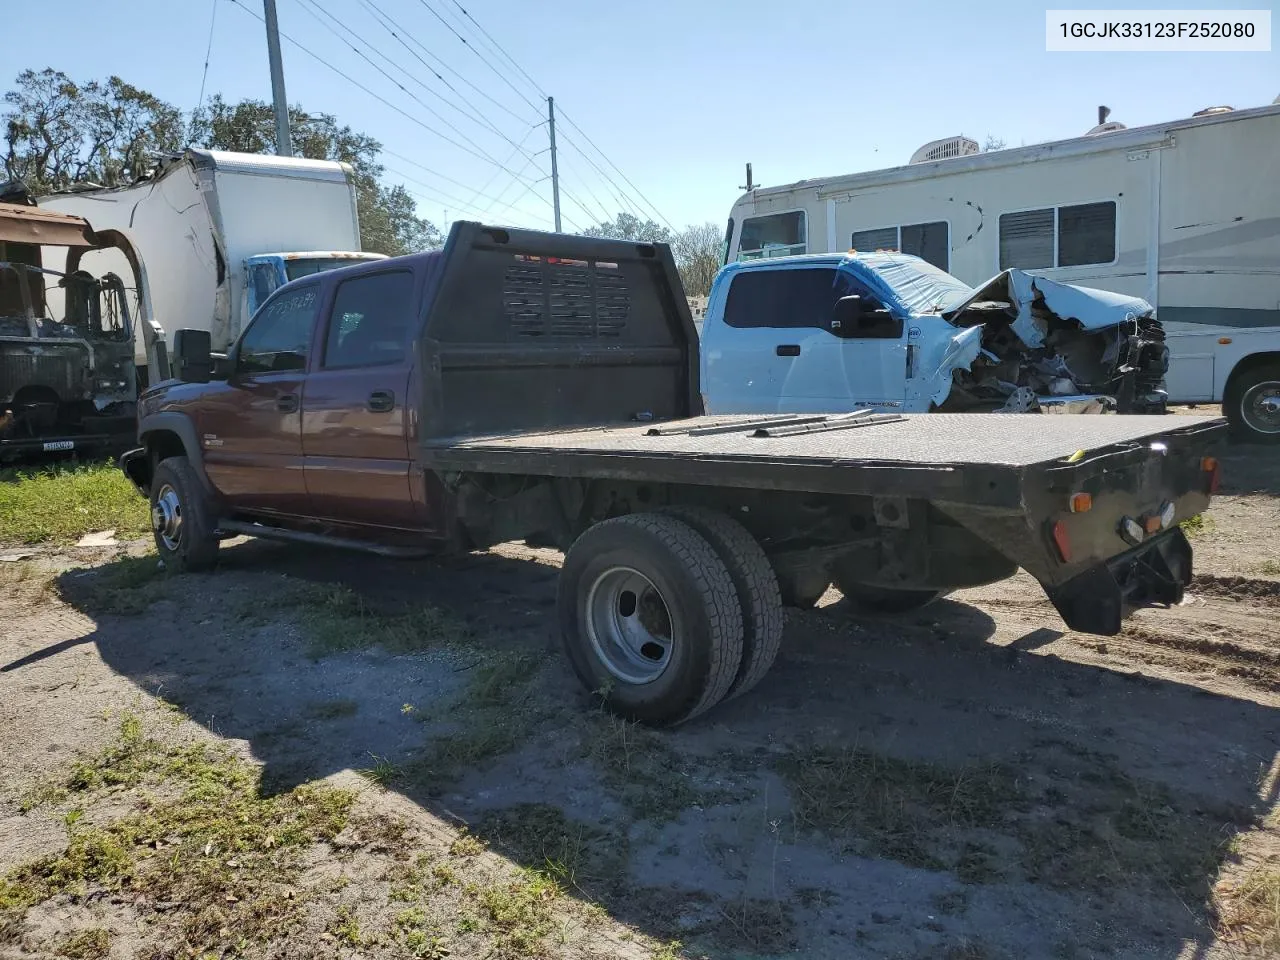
(737, 212), (806, 260)
(724, 268), (838, 329)
(323, 270), (415, 369)
(236, 285), (318, 375)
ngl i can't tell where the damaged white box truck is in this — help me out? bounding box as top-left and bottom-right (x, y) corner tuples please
(40, 149), (386, 384)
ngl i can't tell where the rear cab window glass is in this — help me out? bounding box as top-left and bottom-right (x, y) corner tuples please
(236, 284), (319, 374)
(323, 270), (416, 369)
(738, 212), (806, 260)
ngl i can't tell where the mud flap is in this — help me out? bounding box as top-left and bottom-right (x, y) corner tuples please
(1046, 529), (1192, 636)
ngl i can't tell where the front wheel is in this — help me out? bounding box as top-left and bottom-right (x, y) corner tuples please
(150, 456), (219, 572)
(1226, 363), (1280, 443)
(558, 513), (744, 726)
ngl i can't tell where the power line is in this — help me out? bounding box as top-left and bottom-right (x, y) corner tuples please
(195, 0), (219, 116)
(412, 0), (544, 116)
(223, 0), (543, 187)
(293, 0), (542, 179)
(357, 0), (538, 129)
(556, 116), (674, 230)
(383, 164), (555, 225)
(430, 0), (675, 230)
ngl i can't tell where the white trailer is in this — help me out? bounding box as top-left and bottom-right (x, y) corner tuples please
(723, 102), (1280, 440)
(40, 149), (385, 376)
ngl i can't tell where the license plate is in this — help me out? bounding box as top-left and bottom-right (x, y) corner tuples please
(42, 440), (74, 452)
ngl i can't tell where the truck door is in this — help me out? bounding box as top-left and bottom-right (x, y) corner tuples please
(301, 268), (424, 530)
(704, 265), (907, 414)
(195, 283), (318, 514)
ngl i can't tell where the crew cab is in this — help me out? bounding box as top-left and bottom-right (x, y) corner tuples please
(122, 224), (1224, 726)
(701, 253), (1169, 417)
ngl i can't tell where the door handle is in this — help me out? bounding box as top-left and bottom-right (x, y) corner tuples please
(367, 389), (396, 413)
(776, 344), (801, 357)
(276, 393), (299, 413)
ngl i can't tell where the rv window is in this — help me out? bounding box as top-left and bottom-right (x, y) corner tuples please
(738, 212), (806, 260)
(999, 209), (1054, 270)
(1058, 201), (1116, 266)
(851, 222), (949, 270)
(900, 222), (949, 271)
(724, 268), (838, 329)
(850, 227), (897, 252)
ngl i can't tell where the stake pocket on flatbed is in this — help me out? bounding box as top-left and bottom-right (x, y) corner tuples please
(120, 223), (1227, 725)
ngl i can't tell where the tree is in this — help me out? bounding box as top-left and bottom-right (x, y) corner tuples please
(188, 95), (441, 256)
(3, 68), (182, 192)
(578, 211), (672, 244)
(671, 222), (723, 297)
(982, 134), (1007, 152)
(3, 73), (441, 257)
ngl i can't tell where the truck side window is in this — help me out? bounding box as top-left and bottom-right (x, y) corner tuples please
(237, 285), (318, 375)
(723, 268), (839, 329)
(323, 270), (415, 369)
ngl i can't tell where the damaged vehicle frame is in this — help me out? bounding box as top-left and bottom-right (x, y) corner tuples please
(700, 253), (1170, 417)
(0, 202), (165, 460)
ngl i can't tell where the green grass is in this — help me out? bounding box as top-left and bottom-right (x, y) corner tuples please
(4, 713), (356, 951)
(66, 554), (174, 616)
(0, 462), (148, 545)
(54, 929), (110, 959)
(1179, 513), (1216, 538)
(1261, 560), (1280, 576)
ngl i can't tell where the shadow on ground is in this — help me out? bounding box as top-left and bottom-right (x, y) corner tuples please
(7, 537), (1278, 958)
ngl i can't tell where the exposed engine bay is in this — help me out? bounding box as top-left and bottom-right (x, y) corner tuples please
(937, 271), (1170, 415)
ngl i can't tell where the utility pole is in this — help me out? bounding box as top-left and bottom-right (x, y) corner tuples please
(547, 97), (561, 232)
(263, 0), (293, 157)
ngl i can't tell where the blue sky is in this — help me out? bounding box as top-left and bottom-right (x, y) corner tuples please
(5, 1), (1277, 233)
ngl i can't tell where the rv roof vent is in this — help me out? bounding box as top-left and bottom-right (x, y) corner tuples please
(1192, 105), (1234, 117)
(909, 136), (980, 164)
(1086, 121), (1127, 135)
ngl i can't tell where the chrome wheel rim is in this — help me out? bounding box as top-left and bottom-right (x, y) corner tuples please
(1241, 381), (1280, 436)
(152, 484), (183, 552)
(584, 566), (675, 684)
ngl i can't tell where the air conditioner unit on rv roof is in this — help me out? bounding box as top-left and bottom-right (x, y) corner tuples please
(1086, 121), (1127, 135)
(909, 136), (980, 164)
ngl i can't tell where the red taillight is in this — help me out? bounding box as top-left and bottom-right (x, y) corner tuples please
(1051, 520), (1072, 562)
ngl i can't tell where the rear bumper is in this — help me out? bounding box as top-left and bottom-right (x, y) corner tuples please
(1046, 528), (1191, 635)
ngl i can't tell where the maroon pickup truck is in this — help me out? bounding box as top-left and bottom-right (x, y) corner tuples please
(122, 223), (1226, 725)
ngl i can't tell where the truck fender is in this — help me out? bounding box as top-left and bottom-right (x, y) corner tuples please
(137, 412), (215, 496)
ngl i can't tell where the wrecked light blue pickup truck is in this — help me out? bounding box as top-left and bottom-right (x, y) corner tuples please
(700, 252), (1170, 416)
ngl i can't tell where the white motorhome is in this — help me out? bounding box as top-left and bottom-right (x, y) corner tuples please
(723, 102), (1280, 440)
(41, 149), (386, 378)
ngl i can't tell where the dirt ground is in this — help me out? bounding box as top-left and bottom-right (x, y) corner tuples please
(2, 442), (1279, 959)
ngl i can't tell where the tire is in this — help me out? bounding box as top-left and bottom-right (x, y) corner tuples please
(150, 456), (219, 572)
(833, 578), (942, 614)
(558, 513), (744, 726)
(1225, 363), (1280, 443)
(658, 506), (783, 701)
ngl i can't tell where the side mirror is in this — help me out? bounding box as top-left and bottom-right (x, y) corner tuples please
(832, 295), (902, 339)
(832, 295), (868, 333)
(172, 328), (213, 383)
